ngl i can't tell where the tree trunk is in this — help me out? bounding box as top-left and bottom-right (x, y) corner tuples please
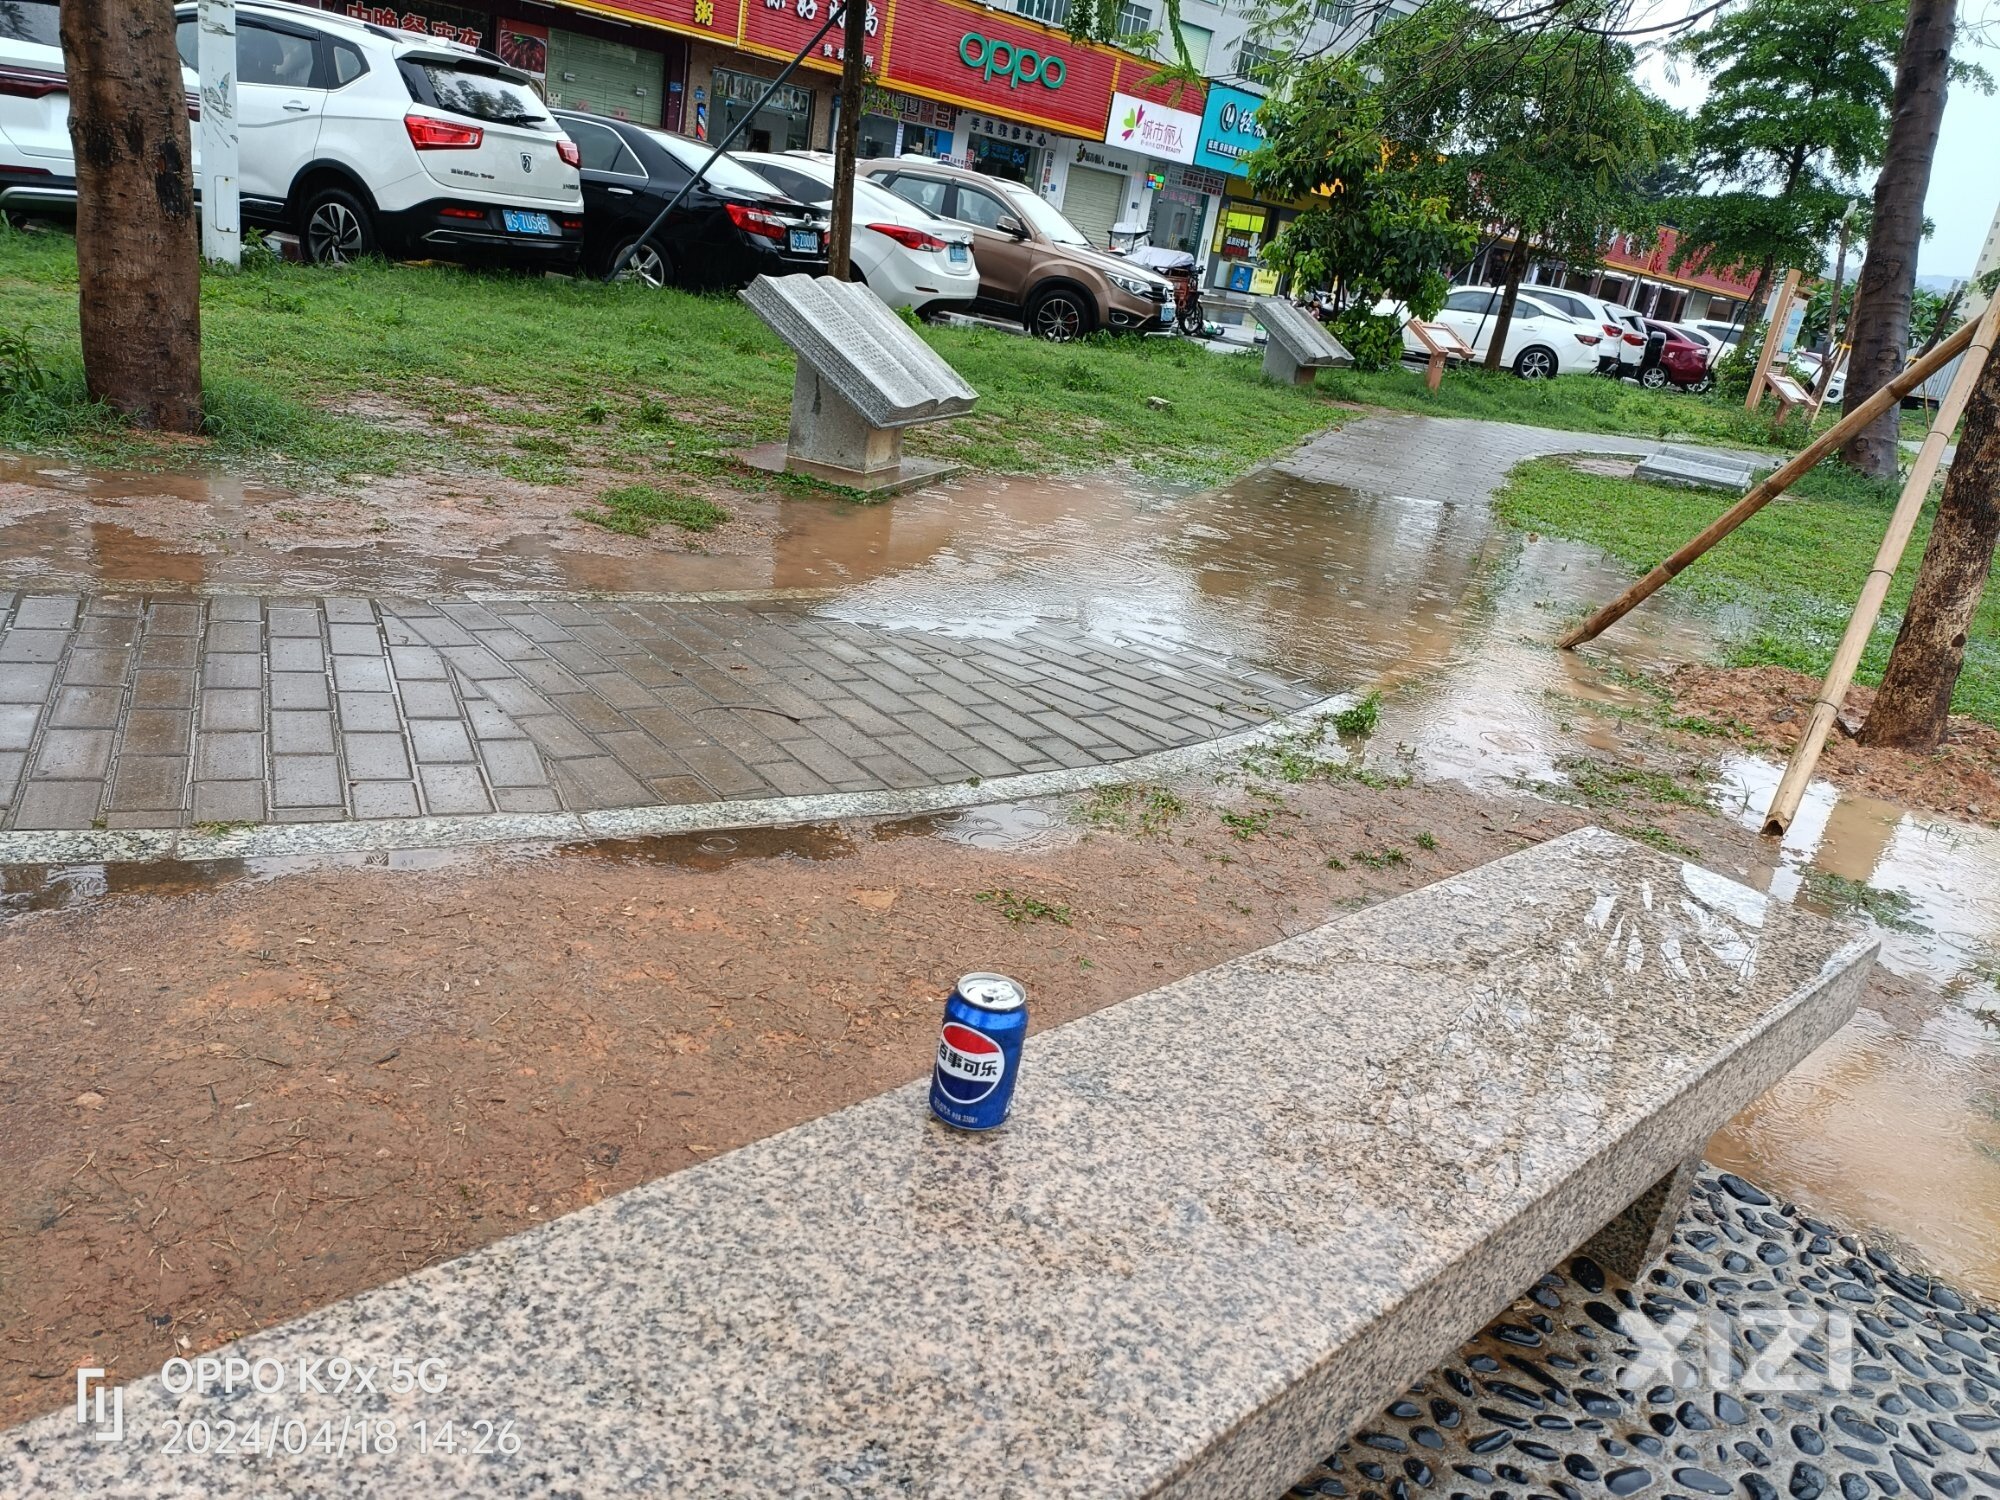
(1482, 236), (1529, 375)
(60, 0), (201, 432)
(826, 0), (868, 282)
(1857, 331), (2000, 748)
(1839, 0), (1955, 480)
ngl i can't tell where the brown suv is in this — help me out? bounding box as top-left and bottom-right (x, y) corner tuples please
(861, 158), (1173, 341)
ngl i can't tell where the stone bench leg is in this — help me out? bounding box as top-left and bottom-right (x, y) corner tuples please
(1262, 345), (1316, 385)
(1580, 1153), (1702, 1282)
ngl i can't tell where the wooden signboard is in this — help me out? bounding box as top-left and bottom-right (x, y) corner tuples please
(1407, 320), (1475, 392)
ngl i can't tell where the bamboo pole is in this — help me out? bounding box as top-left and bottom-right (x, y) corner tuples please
(1746, 268), (1802, 410)
(1760, 290), (2000, 837)
(1556, 315), (1982, 651)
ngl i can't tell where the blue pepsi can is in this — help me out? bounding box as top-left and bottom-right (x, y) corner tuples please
(929, 972), (1028, 1131)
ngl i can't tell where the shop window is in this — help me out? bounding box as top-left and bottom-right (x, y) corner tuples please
(1017, 0), (1072, 24)
(715, 68), (813, 152)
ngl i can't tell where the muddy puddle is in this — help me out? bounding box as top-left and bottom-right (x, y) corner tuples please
(8, 442), (2000, 1298)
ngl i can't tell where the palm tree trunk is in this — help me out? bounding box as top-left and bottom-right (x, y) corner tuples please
(1839, 0), (1955, 479)
(60, 0), (200, 432)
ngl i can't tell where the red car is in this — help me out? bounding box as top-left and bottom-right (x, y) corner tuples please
(1639, 318), (1715, 393)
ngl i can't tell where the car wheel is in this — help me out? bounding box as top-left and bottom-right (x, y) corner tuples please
(1028, 288), (1093, 343)
(1688, 373), (1715, 395)
(300, 186), (375, 266)
(609, 238), (672, 288)
(1638, 366), (1671, 390)
(1512, 346), (1558, 380)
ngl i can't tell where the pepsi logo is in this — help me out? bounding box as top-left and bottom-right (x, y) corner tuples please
(934, 1022), (1006, 1104)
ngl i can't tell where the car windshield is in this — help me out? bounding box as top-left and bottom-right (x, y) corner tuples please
(997, 183), (1090, 247)
(646, 131), (790, 198)
(413, 61), (548, 125)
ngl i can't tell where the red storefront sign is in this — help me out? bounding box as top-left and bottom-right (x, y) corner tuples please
(740, 0), (881, 73)
(879, 0), (1118, 137)
(559, 0), (733, 44)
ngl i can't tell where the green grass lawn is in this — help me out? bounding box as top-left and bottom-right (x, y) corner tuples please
(1493, 457), (2000, 728)
(0, 226), (1348, 488)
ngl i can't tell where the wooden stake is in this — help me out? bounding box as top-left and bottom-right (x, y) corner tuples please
(1555, 316), (1981, 651)
(1760, 290), (2000, 836)
(1746, 268), (1803, 411)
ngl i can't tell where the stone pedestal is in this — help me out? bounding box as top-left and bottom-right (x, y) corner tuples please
(1255, 295), (1354, 386)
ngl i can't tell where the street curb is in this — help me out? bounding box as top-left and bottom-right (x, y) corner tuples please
(0, 693), (1357, 869)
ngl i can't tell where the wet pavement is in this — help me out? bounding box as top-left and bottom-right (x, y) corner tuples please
(8, 411), (2000, 1487)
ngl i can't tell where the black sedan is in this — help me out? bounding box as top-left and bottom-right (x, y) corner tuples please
(553, 111), (828, 289)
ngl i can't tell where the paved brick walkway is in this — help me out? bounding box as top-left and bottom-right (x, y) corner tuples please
(0, 416), (1706, 833)
(0, 592), (1317, 831)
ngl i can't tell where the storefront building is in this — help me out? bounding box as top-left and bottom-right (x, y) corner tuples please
(1190, 80), (1290, 294)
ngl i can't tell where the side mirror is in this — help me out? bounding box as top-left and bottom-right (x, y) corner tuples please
(997, 215), (1027, 240)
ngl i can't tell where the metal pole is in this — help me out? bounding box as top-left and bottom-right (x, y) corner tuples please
(603, 5), (843, 283)
(197, 0), (240, 267)
(1760, 289), (2000, 837)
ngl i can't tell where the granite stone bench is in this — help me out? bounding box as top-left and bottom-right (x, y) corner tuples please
(1255, 297), (1355, 385)
(1636, 443), (1775, 493)
(740, 273), (979, 496)
(2, 828), (1873, 1498)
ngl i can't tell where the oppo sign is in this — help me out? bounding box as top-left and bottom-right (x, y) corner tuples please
(959, 31), (1067, 90)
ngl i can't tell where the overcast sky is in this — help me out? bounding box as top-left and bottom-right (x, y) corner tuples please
(1635, 0), (2000, 279)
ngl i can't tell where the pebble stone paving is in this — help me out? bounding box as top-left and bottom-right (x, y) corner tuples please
(1288, 1168), (2000, 1500)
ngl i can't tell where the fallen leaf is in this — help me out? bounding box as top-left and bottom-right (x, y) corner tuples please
(851, 888), (897, 911)
(73, 1092), (106, 1110)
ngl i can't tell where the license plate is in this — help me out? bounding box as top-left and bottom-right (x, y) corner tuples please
(502, 209), (555, 236)
(789, 228), (819, 255)
(1159, 302), (1174, 324)
(948, 243), (969, 265)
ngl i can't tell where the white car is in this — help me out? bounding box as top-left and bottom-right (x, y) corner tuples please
(734, 150), (979, 317)
(1, 0), (198, 216)
(1391, 285), (1605, 378)
(168, 0), (582, 267)
(1517, 284), (1649, 372)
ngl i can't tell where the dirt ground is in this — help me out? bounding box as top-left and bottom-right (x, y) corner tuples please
(0, 769), (1610, 1425)
(1664, 662), (2000, 825)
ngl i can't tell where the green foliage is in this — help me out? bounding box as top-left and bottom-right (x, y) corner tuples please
(1247, 59), (1475, 317)
(1359, 0), (1683, 279)
(1666, 0), (1902, 287)
(1076, 782), (1186, 835)
(0, 325), (51, 398)
(1494, 456), (2000, 728)
(1332, 691), (1381, 737)
(1332, 308), (1405, 373)
(576, 484), (729, 538)
(973, 889), (1073, 926)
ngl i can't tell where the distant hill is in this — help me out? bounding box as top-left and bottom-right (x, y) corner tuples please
(1916, 273), (1968, 294)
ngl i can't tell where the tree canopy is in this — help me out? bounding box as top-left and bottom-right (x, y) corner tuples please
(1665, 0), (1903, 292)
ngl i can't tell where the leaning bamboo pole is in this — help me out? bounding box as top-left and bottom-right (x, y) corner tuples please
(1556, 314), (1982, 651)
(1760, 291), (2000, 836)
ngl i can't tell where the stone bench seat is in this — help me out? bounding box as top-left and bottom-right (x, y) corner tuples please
(2, 828), (1874, 1497)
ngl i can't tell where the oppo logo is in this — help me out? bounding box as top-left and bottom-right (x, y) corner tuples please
(959, 31), (1066, 90)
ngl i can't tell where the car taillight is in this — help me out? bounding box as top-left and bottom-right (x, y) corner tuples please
(866, 222), (947, 253)
(559, 217), (583, 231)
(438, 205), (486, 219)
(1623, 331), (1645, 345)
(405, 113), (483, 150)
(1602, 322), (1622, 337)
(725, 202), (788, 241)
(0, 64), (65, 99)
(1575, 333), (1601, 345)
(557, 138), (580, 168)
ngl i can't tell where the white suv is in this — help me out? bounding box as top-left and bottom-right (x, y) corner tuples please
(1, 1), (197, 217)
(171, 1), (582, 266)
